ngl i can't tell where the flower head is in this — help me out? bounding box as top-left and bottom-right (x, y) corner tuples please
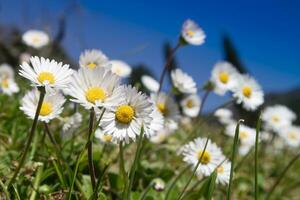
(79, 49), (109, 69)
(171, 68), (197, 94)
(181, 19), (206, 46)
(22, 30), (49, 49)
(279, 126), (300, 148)
(214, 108), (234, 125)
(110, 60), (132, 78)
(216, 160), (231, 185)
(0, 63), (14, 79)
(141, 75), (159, 93)
(0, 78), (19, 96)
(95, 128), (115, 144)
(180, 94), (201, 117)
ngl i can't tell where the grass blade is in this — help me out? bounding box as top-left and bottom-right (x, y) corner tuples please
(254, 117), (261, 200)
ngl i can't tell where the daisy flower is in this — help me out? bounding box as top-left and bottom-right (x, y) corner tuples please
(150, 128), (172, 144)
(22, 30), (49, 49)
(62, 112), (83, 133)
(19, 56), (73, 90)
(0, 63), (14, 79)
(100, 85), (154, 143)
(225, 123), (256, 146)
(95, 128), (115, 144)
(232, 75), (264, 111)
(79, 49), (109, 69)
(262, 105), (296, 133)
(216, 160), (231, 185)
(214, 108), (234, 125)
(279, 126), (300, 148)
(210, 61), (240, 95)
(110, 60), (132, 78)
(0, 78), (19, 96)
(141, 75), (159, 93)
(181, 19), (206, 46)
(180, 94), (201, 117)
(151, 92), (180, 130)
(20, 89), (65, 123)
(66, 67), (122, 110)
(171, 68), (197, 94)
(181, 137), (223, 176)
(153, 178), (165, 191)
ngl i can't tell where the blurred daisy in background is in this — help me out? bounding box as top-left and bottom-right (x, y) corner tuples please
(181, 19), (206, 46)
(181, 137), (223, 176)
(214, 108), (234, 125)
(279, 126), (300, 148)
(66, 67), (122, 110)
(141, 75), (159, 93)
(79, 49), (109, 69)
(0, 78), (19, 96)
(180, 94), (201, 117)
(61, 112), (82, 135)
(0, 63), (14, 79)
(22, 30), (49, 49)
(210, 61), (240, 95)
(216, 160), (231, 185)
(19, 56), (73, 90)
(151, 92), (180, 130)
(150, 128), (172, 144)
(20, 89), (65, 123)
(171, 68), (197, 94)
(95, 128), (115, 144)
(100, 85), (154, 143)
(232, 75), (264, 111)
(110, 60), (132, 78)
(262, 105), (296, 133)
(152, 178), (165, 191)
(147, 106), (164, 137)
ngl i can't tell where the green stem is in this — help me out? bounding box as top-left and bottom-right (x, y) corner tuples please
(90, 164), (110, 200)
(7, 86), (46, 187)
(29, 128), (39, 160)
(226, 119), (243, 200)
(266, 151), (300, 200)
(119, 142), (128, 199)
(88, 108), (96, 190)
(177, 138), (209, 200)
(254, 117), (261, 200)
(126, 127), (145, 199)
(29, 164), (44, 200)
(140, 181), (153, 200)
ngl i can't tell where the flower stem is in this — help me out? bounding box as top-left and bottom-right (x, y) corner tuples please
(7, 86), (46, 188)
(226, 119), (243, 200)
(88, 108), (96, 190)
(29, 164), (44, 200)
(198, 90), (210, 116)
(177, 138), (209, 200)
(158, 43), (181, 93)
(126, 127), (145, 199)
(140, 181), (153, 200)
(254, 117), (261, 200)
(119, 142), (128, 199)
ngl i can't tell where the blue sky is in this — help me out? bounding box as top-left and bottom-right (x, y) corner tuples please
(1, 0), (300, 109)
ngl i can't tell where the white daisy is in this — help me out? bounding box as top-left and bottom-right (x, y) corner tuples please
(171, 69), (197, 94)
(181, 19), (206, 46)
(19, 56), (73, 90)
(22, 30), (49, 49)
(181, 137), (224, 176)
(141, 75), (159, 93)
(79, 49), (109, 69)
(279, 126), (300, 148)
(225, 123), (256, 146)
(95, 128), (115, 144)
(149, 128), (172, 144)
(20, 89), (65, 123)
(151, 92), (180, 130)
(210, 61), (240, 95)
(232, 75), (264, 111)
(180, 94), (201, 117)
(262, 105), (296, 133)
(62, 112), (83, 133)
(100, 85), (154, 143)
(110, 60), (132, 78)
(0, 63), (14, 79)
(153, 178), (165, 191)
(239, 143), (253, 156)
(0, 78), (19, 96)
(216, 160), (231, 185)
(66, 67), (122, 110)
(147, 105), (164, 137)
(214, 108), (234, 125)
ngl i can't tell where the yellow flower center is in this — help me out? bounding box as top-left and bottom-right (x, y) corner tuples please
(219, 72), (229, 84)
(103, 134), (113, 142)
(288, 132), (298, 140)
(37, 72), (55, 84)
(157, 103), (168, 115)
(217, 166), (224, 173)
(85, 87), (106, 104)
(272, 116), (280, 123)
(186, 99), (194, 108)
(186, 30), (195, 37)
(87, 62), (97, 69)
(40, 102), (52, 116)
(239, 131), (248, 139)
(197, 150), (211, 164)
(242, 86), (252, 98)
(115, 105), (135, 124)
(1, 79), (9, 88)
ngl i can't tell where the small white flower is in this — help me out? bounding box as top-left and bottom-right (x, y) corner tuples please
(100, 85), (155, 143)
(216, 160), (231, 185)
(181, 137), (224, 176)
(225, 123), (256, 146)
(141, 75), (159, 93)
(0, 78), (19, 96)
(110, 60), (132, 78)
(0, 63), (14, 79)
(171, 68), (197, 94)
(66, 67), (122, 110)
(95, 128), (115, 144)
(22, 30), (49, 49)
(79, 49), (109, 69)
(214, 108), (234, 125)
(279, 126), (300, 148)
(19, 56), (73, 90)
(20, 89), (65, 123)
(149, 128), (172, 144)
(62, 112), (82, 133)
(180, 94), (201, 117)
(262, 105), (296, 133)
(181, 19), (206, 46)
(153, 178), (165, 191)
(232, 75), (264, 111)
(211, 61), (240, 95)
